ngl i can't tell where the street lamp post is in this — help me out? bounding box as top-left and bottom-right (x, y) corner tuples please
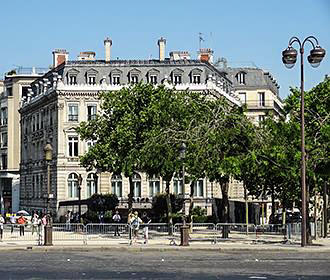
(282, 36), (326, 247)
(44, 142), (53, 246)
(179, 142), (189, 246)
(77, 174), (83, 223)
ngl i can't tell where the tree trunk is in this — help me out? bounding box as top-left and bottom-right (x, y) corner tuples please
(165, 180), (173, 235)
(188, 181), (195, 223)
(128, 176), (133, 212)
(271, 185), (276, 220)
(220, 179), (230, 223)
(306, 180), (313, 245)
(323, 181), (328, 238)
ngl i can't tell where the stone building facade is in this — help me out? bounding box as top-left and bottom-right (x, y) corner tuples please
(18, 38), (283, 220)
(19, 38), (240, 218)
(0, 68), (48, 213)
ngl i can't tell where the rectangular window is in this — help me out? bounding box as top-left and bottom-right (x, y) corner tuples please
(193, 180), (204, 197)
(149, 75), (157, 85)
(174, 75), (182, 85)
(133, 182), (141, 197)
(68, 136), (79, 157)
(193, 75), (201, 84)
(112, 76), (120, 85)
(87, 105), (97, 121)
(49, 109), (53, 126)
(112, 181), (122, 197)
(21, 86), (29, 99)
(69, 75), (77, 85)
(1, 133), (8, 147)
(68, 104), (78, 121)
(149, 181), (160, 197)
(0, 108), (7, 125)
(88, 76), (96, 85)
(173, 179), (183, 195)
(6, 88), (12, 97)
(130, 75), (138, 84)
(258, 92), (265, 107)
(1, 155), (7, 170)
(36, 114), (40, 130)
(239, 92), (246, 104)
(40, 111), (44, 129)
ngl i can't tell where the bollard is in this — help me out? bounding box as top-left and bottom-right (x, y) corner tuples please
(180, 225), (190, 246)
(44, 224), (53, 246)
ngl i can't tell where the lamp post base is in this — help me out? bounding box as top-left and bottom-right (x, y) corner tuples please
(44, 225), (53, 246)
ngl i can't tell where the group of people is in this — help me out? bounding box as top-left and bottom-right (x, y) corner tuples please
(0, 212), (48, 241)
(127, 211), (151, 244)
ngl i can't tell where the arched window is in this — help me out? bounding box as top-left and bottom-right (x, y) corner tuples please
(111, 174), (122, 197)
(68, 173), (79, 198)
(149, 175), (160, 197)
(173, 174), (183, 195)
(132, 173), (141, 198)
(87, 173), (98, 197)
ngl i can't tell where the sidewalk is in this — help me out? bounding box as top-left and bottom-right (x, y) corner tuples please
(1, 236), (330, 253)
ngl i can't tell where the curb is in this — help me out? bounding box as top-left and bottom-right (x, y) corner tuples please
(1, 244), (330, 253)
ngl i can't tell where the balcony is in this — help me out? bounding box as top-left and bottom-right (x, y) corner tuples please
(6, 67), (49, 76)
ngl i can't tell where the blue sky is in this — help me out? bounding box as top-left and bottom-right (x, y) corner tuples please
(0, 0), (329, 98)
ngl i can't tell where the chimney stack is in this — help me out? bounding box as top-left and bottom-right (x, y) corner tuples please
(52, 49), (69, 68)
(198, 48), (214, 64)
(158, 37), (166, 61)
(104, 37), (112, 62)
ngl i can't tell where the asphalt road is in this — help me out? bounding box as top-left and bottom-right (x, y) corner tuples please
(0, 250), (329, 279)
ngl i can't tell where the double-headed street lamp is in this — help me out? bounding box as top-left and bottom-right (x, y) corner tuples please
(44, 142), (53, 246)
(282, 36), (326, 247)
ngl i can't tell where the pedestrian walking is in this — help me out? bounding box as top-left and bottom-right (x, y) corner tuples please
(31, 213), (39, 235)
(142, 212), (151, 244)
(131, 211), (142, 244)
(0, 214), (5, 241)
(112, 210), (121, 237)
(10, 214), (16, 234)
(17, 214), (27, 236)
(65, 210), (71, 231)
(127, 211), (134, 244)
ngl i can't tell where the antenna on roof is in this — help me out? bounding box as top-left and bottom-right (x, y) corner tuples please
(198, 32), (204, 49)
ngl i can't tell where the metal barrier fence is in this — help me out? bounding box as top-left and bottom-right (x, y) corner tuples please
(1, 222), (327, 245)
(2, 224), (43, 245)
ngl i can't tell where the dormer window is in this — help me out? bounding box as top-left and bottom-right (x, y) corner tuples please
(171, 68), (184, 85)
(236, 72), (246, 85)
(67, 68), (79, 85)
(86, 68), (98, 85)
(192, 75), (201, 84)
(190, 68), (202, 84)
(147, 69), (160, 85)
(128, 68), (141, 85)
(173, 74), (182, 85)
(69, 75), (77, 85)
(110, 69), (122, 85)
(130, 75), (139, 84)
(88, 76), (96, 85)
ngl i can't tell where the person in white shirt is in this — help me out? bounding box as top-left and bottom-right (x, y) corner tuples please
(0, 214), (5, 240)
(112, 210), (121, 237)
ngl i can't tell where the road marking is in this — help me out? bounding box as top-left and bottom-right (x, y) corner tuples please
(249, 277), (267, 279)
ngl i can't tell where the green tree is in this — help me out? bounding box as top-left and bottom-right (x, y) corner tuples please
(77, 83), (176, 211)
